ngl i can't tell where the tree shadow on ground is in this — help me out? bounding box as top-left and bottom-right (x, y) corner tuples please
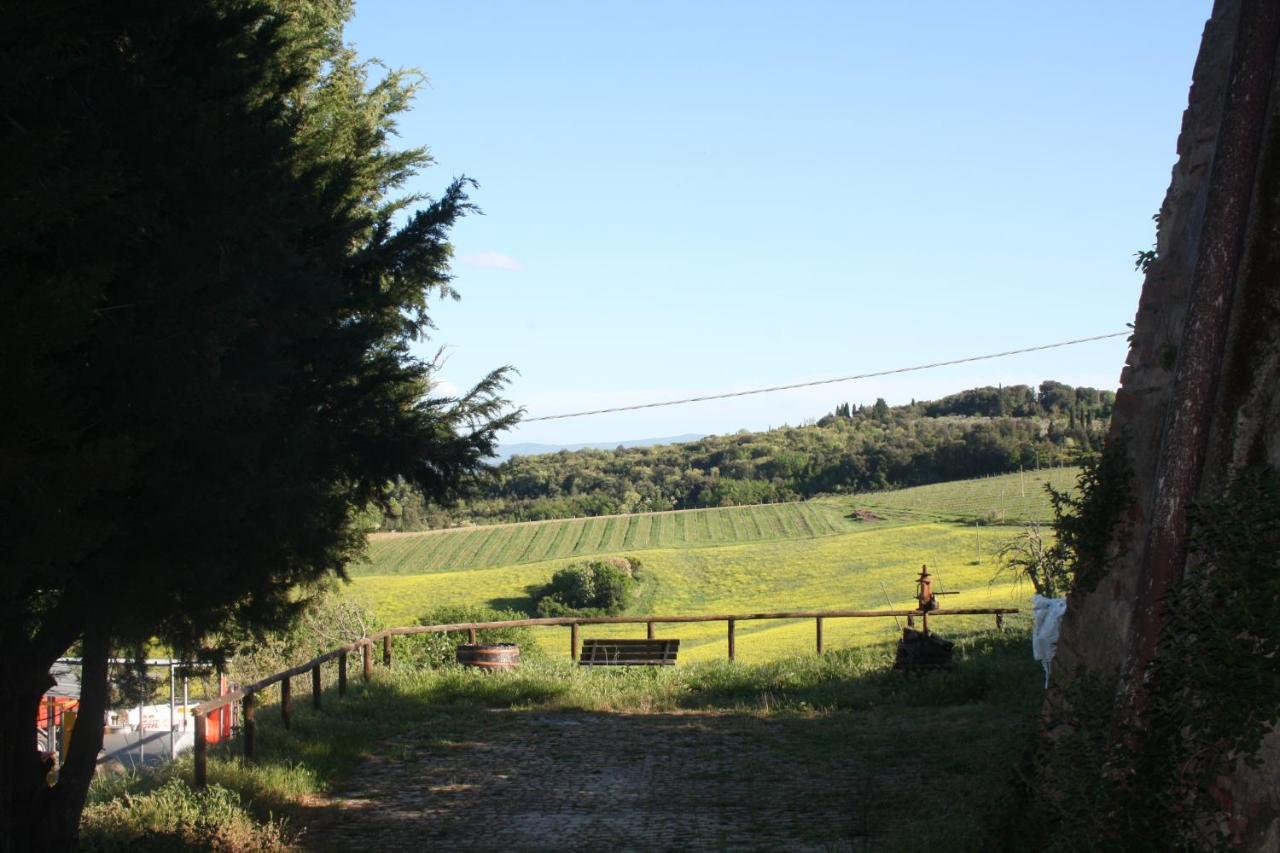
(484, 595), (536, 615)
(172, 632), (1039, 852)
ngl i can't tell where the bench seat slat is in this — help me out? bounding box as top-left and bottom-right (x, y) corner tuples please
(579, 638), (680, 667)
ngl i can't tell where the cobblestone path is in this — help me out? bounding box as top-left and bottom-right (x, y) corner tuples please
(300, 710), (900, 851)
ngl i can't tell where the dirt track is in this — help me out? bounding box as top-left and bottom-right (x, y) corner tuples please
(301, 709), (911, 852)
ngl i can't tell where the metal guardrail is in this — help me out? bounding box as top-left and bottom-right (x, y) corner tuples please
(190, 606), (1017, 786)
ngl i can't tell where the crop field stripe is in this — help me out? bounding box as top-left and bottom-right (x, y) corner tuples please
(634, 514), (655, 548)
(421, 527), (471, 572)
(789, 504), (819, 538)
(394, 537), (435, 575)
(514, 523), (549, 563)
(674, 511), (688, 544)
(479, 528), (513, 567)
(770, 505), (794, 537)
(696, 509), (713, 541)
(465, 525), (499, 563)
(592, 517), (616, 552)
(720, 508), (742, 541)
(446, 527), (492, 569)
(781, 504), (805, 536)
(587, 518), (612, 553)
(519, 522), (558, 563)
(608, 516), (630, 551)
(620, 514), (639, 548)
(790, 504), (818, 537)
(700, 508), (718, 540)
(653, 512), (672, 547)
(569, 519), (594, 555)
(468, 526), (509, 568)
(536, 520), (575, 562)
(696, 510), (713, 541)
(586, 517), (609, 550)
(498, 526), (538, 565)
(639, 514), (654, 547)
(451, 528), (493, 568)
(534, 519), (570, 562)
(750, 506), (777, 538)
(587, 518), (610, 552)
(373, 539), (413, 574)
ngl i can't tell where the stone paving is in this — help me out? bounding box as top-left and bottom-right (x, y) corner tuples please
(301, 710), (900, 851)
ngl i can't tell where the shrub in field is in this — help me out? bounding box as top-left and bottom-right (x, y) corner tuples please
(533, 557), (640, 617)
(79, 779), (290, 852)
(397, 606), (539, 668)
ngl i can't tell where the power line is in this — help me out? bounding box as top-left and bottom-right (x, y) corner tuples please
(523, 331), (1129, 422)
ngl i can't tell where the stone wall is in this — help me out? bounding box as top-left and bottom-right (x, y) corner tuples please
(1046, 0), (1280, 847)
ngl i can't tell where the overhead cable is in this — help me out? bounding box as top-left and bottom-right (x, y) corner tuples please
(523, 331), (1129, 422)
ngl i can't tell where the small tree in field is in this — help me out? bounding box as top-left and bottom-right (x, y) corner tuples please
(0, 2), (516, 849)
(994, 521), (1069, 597)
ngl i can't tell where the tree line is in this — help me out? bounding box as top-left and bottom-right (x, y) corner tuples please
(375, 381), (1114, 530)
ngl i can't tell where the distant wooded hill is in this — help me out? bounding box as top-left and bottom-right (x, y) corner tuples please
(495, 433), (704, 461)
(373, 381), (1112, 531)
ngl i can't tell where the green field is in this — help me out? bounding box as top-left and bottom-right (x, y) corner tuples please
(849, 465), (1079, 523)
(340, 470), (1075, 664)
(359, 467), (1078, 578)
(348, 528), (1038, 664)
(360, 500), (854, 576)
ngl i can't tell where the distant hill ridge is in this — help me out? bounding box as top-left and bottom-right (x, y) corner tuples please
(496, 433), (704, 461)
(375, 380), (1111, 531)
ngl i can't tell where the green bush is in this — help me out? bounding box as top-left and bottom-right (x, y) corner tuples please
(80, 778), (290, 852)
(533, 557), (639, 617)
(394, 605), (538, 668)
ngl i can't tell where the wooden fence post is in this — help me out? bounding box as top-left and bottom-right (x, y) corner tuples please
(468, 626), (478, 644)
(338, 653), (348, 698)
(193, 711), (207, 788)
(907, 613), (916, 629)
(996, 613), (1005, 632)
(280, 678), (292, 730)
(646, 621), (655, 640)
(570, 623), (579, 661)
(728, 619), (736, 661)
(816, 617), (824, 655)
(383, 634), (392, 667)
(362, 643), (372, 681)
(242, 694), (256, 761)
(311, 664), (322, 709)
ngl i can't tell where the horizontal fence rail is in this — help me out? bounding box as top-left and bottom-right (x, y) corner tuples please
(189, 605), (1017, 786)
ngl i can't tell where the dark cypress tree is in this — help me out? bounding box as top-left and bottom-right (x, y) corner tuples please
(0, 2), (516, 848)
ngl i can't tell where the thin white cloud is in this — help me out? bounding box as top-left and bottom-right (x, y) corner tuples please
(462, 251), (524, 271)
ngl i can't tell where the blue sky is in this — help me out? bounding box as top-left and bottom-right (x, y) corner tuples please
(345, 1), (1211, 446)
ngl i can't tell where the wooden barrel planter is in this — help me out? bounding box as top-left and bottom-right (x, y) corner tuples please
(456, 643), (520, 670)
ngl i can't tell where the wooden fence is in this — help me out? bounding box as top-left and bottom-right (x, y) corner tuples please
(190, 606), (1017, 786)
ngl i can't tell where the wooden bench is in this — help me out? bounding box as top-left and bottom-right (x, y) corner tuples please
(578, 638), (679, 666)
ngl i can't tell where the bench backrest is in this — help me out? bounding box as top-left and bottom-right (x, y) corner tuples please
(579, 638), (679, 666)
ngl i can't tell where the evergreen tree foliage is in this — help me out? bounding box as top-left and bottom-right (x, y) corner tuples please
(0, 2), (515, 848)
